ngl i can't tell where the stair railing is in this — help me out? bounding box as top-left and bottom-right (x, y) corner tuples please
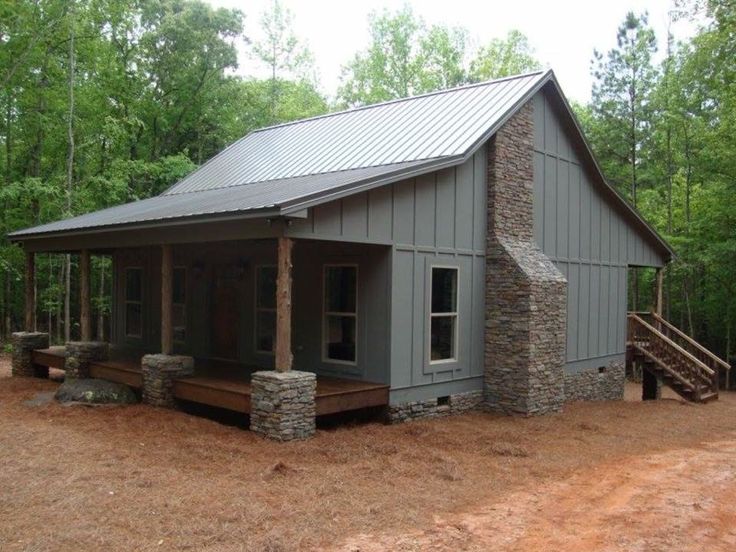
(627, 313), (716, 398)
(650, 312), (730, 390)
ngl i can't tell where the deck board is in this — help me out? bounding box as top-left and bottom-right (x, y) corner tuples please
(30, 348), (389, 416)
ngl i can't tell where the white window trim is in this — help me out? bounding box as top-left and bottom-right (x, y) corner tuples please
(124, 266), (143, 339)
(429, 265), (459, 365)
(172, 265), (187, 344)
(322, 263), (359, 366)
(254, 264), (277, 356)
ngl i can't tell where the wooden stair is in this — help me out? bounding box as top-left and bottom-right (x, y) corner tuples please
(626, 312), (730, 403)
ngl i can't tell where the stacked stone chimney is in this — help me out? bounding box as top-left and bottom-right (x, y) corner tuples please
(484, 101), (568, 415)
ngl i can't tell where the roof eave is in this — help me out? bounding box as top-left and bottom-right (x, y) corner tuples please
(8, 207), (282, 243)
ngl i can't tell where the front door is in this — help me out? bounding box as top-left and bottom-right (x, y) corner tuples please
(211, 266), (240, 360)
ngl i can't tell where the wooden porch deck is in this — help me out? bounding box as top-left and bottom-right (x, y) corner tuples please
(31, 348), (389, 416)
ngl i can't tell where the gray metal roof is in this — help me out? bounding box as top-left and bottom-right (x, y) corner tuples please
(9, 160), (438, 236)
(11, 71), (549, 238)
(164, 71), (545, 195)
(7, 69), (673, 261)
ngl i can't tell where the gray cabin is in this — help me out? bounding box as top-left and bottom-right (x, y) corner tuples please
(9, 70), (686, 440)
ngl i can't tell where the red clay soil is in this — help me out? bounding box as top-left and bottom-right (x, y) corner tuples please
(1, 353), (735, 551)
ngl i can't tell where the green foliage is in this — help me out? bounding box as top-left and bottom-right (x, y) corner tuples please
(583, 6), (736, 358)
(0, 0), (328, 340)
(468, 30), (542, 82)
(337, 5), (540, 107)
(589, 11), (658, 203)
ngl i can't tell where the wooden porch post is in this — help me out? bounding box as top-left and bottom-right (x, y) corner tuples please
(275, 237), (293, 372)
(24, 250), (35, 332)
(655, 267), (664, 318)
(161, 244), (173, 355)
(79, 249), (92, 341)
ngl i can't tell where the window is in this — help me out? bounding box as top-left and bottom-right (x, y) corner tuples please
(323, 265), (357, 364)
(125, 267), (143, 338)
(173, 267), (186, 342)
(255, 266), (277, 353)
(430, 267), (458, 363)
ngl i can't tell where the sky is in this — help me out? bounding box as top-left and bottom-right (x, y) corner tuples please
(205, 0), (700, 104)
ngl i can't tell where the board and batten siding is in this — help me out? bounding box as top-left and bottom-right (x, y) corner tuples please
(532, 90), (665, 373)
(289, 150), (487, 402)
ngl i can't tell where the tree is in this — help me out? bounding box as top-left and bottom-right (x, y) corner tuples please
(468, 30), (541, 82)
(588, 11), (657, 311)
(250, 0), (318, 124)
(590, 12), (658, 205)
(338, 5), (429, 106)
(337, 6), (540, 107)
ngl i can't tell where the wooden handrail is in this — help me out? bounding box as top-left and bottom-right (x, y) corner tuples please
(650, 312), (731, 372)
(627, 313), (715, 377)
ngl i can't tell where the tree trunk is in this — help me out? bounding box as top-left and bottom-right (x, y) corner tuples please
(56, 257), (63, 343)
(48, 255), (53, 336)
(63, 4), (75, 344)
(64, 255), (71, 342)
(4, 276), (10, 338)
(97, 260), (105, 341)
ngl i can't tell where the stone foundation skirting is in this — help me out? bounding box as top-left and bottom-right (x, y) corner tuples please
(250, 370), (316, 441)
(141, 354), (194, 408)
(564, 361), (625, 402)
(65, 341), (109, 379)
(11, 332), (50, 378)
(387, 390), (484, 423)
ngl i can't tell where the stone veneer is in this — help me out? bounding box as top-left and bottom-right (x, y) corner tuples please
(250, 370), (316, 441)
(11, 332), (50, 378)
(141, 354), (194, 408)
(387, 390), (484, 423)
(484, 100), (568, 416)
(564, 361), (625, 402)
(65, 341), (109, 379)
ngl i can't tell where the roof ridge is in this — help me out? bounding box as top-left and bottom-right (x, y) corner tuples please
(250, 70), (547, 134)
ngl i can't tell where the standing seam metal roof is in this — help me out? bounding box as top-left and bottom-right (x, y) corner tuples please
(10, 71), (549, 237)
(162, 71), (545, 194)
(10, 68), (672, 262)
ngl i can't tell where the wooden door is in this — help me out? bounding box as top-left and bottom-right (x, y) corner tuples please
(211, 267), (239, 360)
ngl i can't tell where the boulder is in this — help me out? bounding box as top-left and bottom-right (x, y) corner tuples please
(55, 378), (138, 405)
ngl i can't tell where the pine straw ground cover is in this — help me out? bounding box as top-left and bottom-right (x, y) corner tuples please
(1, 353), (735, 551)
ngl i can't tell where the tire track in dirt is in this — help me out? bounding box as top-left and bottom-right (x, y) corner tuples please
(337, 437), (736, 552)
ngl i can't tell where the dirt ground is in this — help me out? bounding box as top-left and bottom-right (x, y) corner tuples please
(1, 354), (735, 551)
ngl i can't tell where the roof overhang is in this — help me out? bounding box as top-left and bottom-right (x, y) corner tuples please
(8, 69), (674, 263)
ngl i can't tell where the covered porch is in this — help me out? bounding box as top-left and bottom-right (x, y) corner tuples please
(13, 223), (392, 440)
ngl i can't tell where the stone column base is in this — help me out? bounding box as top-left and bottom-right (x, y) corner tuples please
(141, 354), (194, 408)
(387, 390), (484, 423)
(65, 341), (109, 379)
(11, 332), (50, 378)
(250, 370), (316, 441)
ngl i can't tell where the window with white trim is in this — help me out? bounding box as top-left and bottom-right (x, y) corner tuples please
(430, 267), (458, 362)
(125, 267), (143, 338)
(255, 265), (277, 353)
(172, 267), (186, 342)
(323, 265), (357, 364)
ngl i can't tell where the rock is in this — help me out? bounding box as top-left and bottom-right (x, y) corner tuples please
(54, 378), (138, 405)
